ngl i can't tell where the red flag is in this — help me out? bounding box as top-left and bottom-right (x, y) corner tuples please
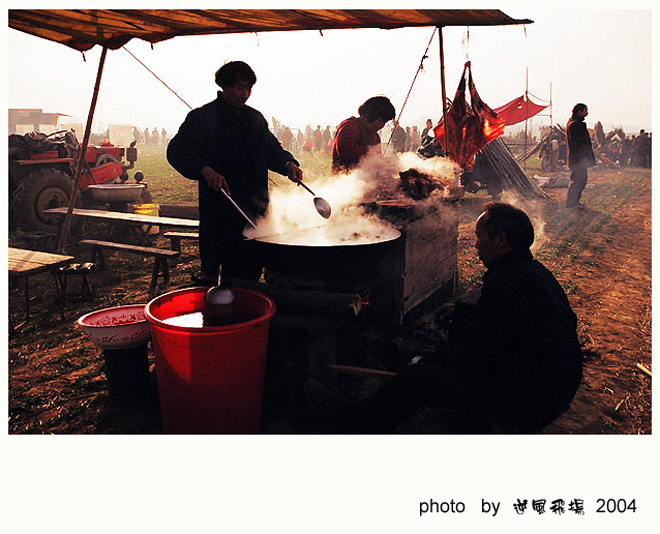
(493, 95), (549, 126)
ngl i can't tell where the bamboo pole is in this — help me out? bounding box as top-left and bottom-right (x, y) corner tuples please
(58, 46), (108, 252)
(524, 67), (529, 170)
(438, 26), (449, 160)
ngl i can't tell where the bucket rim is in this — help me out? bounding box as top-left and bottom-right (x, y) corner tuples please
(77, 303), (148, 328)
(144, 286), (276, 332)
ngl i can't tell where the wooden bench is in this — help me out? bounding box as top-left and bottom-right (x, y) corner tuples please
(8, 247), (75, 329)
(53, 262), (95, 303)
(163, 231), (199, 252)
(79, 239), (180, 296)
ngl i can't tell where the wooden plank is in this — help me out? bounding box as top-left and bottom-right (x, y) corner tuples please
(8, 247), (75, 277)
(230, 278), (362, 317)
(45, 207), (199, 229)
(79, 240), (180, 257)
(163, 232), (199, 239)
(326, 364), (397, 379)
(163, 231), (199, 251)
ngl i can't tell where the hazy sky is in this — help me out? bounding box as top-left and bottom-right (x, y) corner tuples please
(6, 7), (654, 137)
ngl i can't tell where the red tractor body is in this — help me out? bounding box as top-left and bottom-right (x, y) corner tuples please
(8, 130), (143, 233)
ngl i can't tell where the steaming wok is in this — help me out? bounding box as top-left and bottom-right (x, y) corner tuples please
(245, 225), (401, 287)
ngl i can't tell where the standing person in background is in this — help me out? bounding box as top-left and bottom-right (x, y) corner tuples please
(620, 135), (633, 167)
(411, 125), (421, 150)
(167, 60), (303, 283)
(633, 129), (651, 168)
(280, 126), (294, 152)
(391, 120), (406, 153)
(421, 118), (434, 138)
(404, 126), (412, 152)
(565, 103), (596, 209)
(331, 96), (396, 174)
(313, 125), (324, 152)
(322, 126), (332, 150)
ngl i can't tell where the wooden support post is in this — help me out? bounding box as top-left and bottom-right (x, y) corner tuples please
(438, 26), (449, 160)
(58, 46), (108, 252)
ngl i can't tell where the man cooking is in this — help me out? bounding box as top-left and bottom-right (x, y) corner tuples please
(305, 202), (583, 433)
(167, 60), (303, 284)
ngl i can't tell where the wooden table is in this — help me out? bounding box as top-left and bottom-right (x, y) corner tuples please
(8, 247), (76, 328)
(45, 207), (199, 245)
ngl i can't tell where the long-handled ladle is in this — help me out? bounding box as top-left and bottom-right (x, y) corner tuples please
(205, 264), (235, 308)
(221, 189), (258, 229)
(294, 180), (332, 219)
(205, 190), (256, 313)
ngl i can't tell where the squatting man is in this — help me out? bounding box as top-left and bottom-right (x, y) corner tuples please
(305, 202), (583, 433)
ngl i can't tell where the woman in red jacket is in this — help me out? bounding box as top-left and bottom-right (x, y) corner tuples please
(331, 96), (395, 174)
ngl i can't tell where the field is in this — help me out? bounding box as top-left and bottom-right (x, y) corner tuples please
(7, 146), (652, 434)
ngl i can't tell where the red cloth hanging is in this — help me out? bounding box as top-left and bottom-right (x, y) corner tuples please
(493, 95), (549, 126)
(433, 62), (506, 170)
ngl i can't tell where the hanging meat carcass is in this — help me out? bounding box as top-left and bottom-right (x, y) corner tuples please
(432, 61), (506, 171)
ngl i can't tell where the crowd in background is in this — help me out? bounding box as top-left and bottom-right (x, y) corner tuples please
(125, 118), (650, 170)
(270, 117), (432, 157)
(132, 126), (169, 146)
(615, 130), (652, 168)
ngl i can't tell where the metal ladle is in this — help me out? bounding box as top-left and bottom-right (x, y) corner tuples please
(206, 190), (256, 312)
(295, 180), (332, 219)
(205, 264), (235, 307)
(221, 189), (258, 229)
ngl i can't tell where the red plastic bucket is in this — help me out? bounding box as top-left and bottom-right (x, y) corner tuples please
(145, 287), (276, 434)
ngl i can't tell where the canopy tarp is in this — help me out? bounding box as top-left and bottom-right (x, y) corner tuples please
(494, 94), (549, 126)
(8, 9), (532, 51)
(8, 8), (533, 251)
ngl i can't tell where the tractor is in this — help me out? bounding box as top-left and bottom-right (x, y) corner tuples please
(8, 129), (149, 233)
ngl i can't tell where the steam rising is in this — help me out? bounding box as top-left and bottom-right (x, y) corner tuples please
(495, 191), (549, 254)
(244, 151), (461, 245)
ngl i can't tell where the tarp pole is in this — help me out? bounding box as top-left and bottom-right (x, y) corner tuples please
(524, 67), (529, 170)
(57, 46), (108, 252)
(549, 82), (553, 127)
(437, 26), (449, 159)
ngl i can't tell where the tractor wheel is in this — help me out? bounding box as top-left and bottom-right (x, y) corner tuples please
(95, 154), (119, 167)
(9, 168), (79, 233)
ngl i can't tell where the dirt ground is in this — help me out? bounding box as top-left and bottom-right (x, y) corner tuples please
(6, 166), (652, 434)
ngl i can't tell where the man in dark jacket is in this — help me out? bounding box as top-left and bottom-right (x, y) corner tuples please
(167, 61), (303, 282)
(565, 103), (596, 208)
(306, 202), (583, 433)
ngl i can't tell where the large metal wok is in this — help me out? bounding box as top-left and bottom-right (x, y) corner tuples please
(245, 225), (401, 287)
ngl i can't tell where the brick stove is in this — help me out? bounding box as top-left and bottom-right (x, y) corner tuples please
(235, 199), (459, 414)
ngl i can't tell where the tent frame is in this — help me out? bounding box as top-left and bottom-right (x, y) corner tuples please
(8, 9), (531, 250)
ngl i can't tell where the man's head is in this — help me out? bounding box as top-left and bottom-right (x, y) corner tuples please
(475, 202), (534, 267)
(215, 61), (257, 109)
(358, 96), (396, 133)
(572, 103), (589, 120)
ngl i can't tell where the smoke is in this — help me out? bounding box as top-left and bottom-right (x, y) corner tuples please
(495, 191), (549, 254)
(350, 149), (461, 201)
(244, 151), (461, 245)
